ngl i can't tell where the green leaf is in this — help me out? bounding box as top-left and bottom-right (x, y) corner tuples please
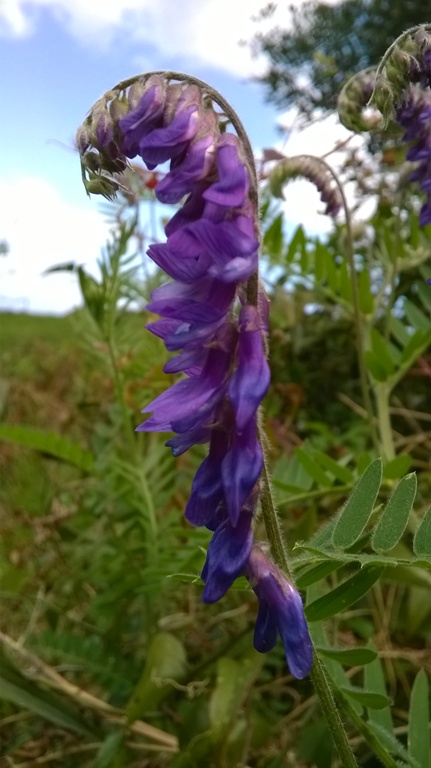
(332, 459), (382, 549)
(370, 329), (395, 376)
(263, 213), (284, 259)
(339, 260), (353, 303)
(368, 723), (422, 768)
(400, 329), (431, 367)
(317, 647), (377, 665)
(95, 732), (125, 768)
(413, 508), (431, 558)
(408, 669), (430, 768)
(0, 652), (96, 737)
(325, 248), (339, 293)
(372, 473), (417, 552)
(341, 685), (392, 710)
(209, 654), (261, 743)
(305, 566), (384, 622)
(365, 642), (393, 732)
(126, 632), (187, 722)
(416, 280), (431, 313)
(0, 424), (94, 472)
(403, 299), (431, 331)
(296, 560), (344, 588)
(389, 315), (410, 346)
(364, 350), (389, 381)
(295, 446), (333, 487)
(311, 449), (354, 484)
(383, 454), (413, 479)
(314, 240), (327, 282)
(285, 225), (306, 264)
(358, 269), (374, 315)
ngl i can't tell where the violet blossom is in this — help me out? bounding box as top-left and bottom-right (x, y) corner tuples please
(245, 546), (313, 680)
(77, 73), (312, 678)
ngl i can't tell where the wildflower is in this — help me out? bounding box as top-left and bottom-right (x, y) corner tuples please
(245, 546), (313, 679)
(76, 73), (312, 677)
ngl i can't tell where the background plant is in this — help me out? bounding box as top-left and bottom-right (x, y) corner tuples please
(1, 23), (430, 768)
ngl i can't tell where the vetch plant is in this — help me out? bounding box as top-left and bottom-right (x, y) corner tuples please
(78, 70), (313, 681)
(74, 26), (430, 765)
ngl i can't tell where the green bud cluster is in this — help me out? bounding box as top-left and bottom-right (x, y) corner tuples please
(337, 69), (379, 132)
(371, 24), (431, 126)
(268, 155), (342, 217)
(338, 24), (431, 132)
(76, 77), (147, 200)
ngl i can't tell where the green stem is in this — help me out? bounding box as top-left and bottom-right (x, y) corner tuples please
(258, 439), (358, 767)
(310, 658), (358, 768)
(374, 383), (395, 462)
(336, 691), (400, 768)
(372, 23), (431, 89)
(299, 154), (379, 452)
(106, 338), (158, 543)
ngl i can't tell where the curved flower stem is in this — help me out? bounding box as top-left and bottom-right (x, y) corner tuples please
(367, 23), (431, 106)
(373, 23), (431, 83)
(299, 155), (379, 451)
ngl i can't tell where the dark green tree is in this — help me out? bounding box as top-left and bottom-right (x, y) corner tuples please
(252, 0), (430, 119)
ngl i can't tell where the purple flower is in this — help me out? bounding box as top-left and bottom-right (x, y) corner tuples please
(244, 547), (313, 679)
(185, 430), (229, 527)
(201, 506), (254, 603)
(78, 75), (274, 632)
(221, 418), (263, 526)
(203, 134), (250, 207)
(155, 110), (219, 204)
(119, 75), (165, 158)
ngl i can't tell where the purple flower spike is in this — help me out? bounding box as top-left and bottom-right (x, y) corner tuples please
(245, 547), (313, 679)
(79, 73), (273, 622)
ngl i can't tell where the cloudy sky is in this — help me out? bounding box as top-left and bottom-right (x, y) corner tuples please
(0, 0), (346, 313)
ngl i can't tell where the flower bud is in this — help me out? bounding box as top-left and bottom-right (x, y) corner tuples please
(76, 123), (91, 155)
(109, 97), (129, 123)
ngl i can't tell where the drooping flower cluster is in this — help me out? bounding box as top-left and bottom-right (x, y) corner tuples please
(77, 73), (313, 679)
(268, 154), (343, 217)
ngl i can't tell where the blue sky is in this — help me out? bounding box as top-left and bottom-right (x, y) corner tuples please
(0, 0), (344, 313)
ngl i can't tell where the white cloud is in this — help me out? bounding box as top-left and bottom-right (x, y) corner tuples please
(0, 176), (111, 313)
(0, 0), (292, 76)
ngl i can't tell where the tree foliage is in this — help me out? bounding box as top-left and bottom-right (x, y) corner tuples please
(252, 0), (430, 118)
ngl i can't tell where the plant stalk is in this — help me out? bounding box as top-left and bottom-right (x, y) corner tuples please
(258, 441), (358, 768)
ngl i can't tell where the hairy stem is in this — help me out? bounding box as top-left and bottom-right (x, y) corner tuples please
(258, 431), (358, 767)
(301, 155), (379, 451)
(374, 383), (395, 462)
